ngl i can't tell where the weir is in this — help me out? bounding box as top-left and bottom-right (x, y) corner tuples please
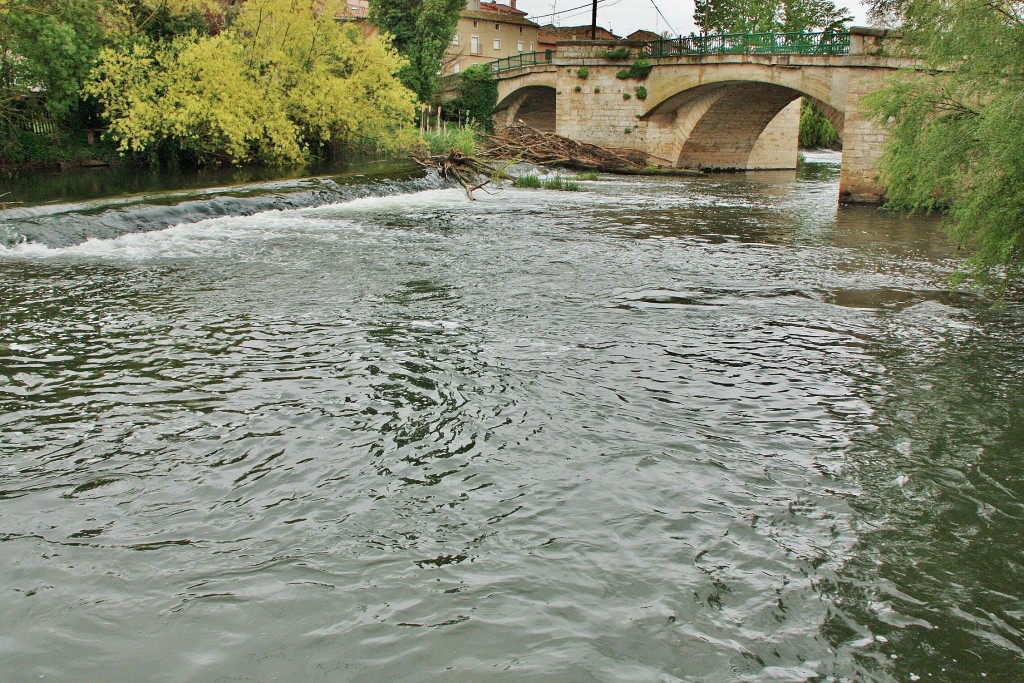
(491, 27), (906, 203)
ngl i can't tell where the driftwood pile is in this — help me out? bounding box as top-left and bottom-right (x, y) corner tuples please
(413, 125), (700, 199)
(482, 125), (645, 173)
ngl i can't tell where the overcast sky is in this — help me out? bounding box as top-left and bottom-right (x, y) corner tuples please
(511, 0), (872, 37)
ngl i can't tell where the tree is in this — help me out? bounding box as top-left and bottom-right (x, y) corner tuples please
(865, 1), (1024, 287)
(799, 98), (839, 148)
(369, 0), (463, 102)
(0, 0), (105, 118)
(444, 64), (498, 130)
(866, 0), (912, 26)
(86, 0), (417, 165)
(694, 0), (851, 35)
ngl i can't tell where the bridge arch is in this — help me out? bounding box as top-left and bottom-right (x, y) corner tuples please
(493, 85), (557, 131)
(494, 70), (559, 132)
(643, 78), (844, 170)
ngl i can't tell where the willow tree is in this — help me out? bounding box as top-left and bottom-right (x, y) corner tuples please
(86, 0), (417, 165)
(866, 1), (1024, 287)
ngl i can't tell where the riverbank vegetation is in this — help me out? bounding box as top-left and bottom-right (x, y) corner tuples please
(865, 0), (1024, 287)
(89, 0), (416, 166)
(1, 0), (428, 172)
(799, 99), (840, 149)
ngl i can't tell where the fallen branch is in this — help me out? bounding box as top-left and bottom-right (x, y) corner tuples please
(412, 149), (497, 199)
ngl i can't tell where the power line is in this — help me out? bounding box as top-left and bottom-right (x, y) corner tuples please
(527, 0), (612, 21)
(648, 0), (678, 36)
(546, 0), (624, 25)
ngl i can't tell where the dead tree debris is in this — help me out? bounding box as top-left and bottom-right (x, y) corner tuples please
(482, 125), (645, 172)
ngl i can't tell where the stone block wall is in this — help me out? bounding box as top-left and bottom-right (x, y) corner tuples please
(838, 68), (888, 203)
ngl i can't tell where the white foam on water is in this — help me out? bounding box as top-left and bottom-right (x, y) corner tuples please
(303, 188), (467, 217)
(802, 149), (843, 165)
(0, 209), (363, 261)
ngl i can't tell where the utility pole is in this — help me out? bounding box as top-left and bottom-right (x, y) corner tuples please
(591, 0), (597, 39)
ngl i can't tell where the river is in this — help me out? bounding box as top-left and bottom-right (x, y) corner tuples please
(1, 153), (1022, 682)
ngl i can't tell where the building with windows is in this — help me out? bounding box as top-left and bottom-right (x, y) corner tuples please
(446, 1), (541, 74)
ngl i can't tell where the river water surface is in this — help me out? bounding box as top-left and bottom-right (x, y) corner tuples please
(1, 154), (1022, 682)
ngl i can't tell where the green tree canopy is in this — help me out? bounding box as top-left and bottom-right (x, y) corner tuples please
(0, 0), (105, 118)
(86, 0), (417, 165)
(693, 0), (851, 35)
(444, 64), (498, 130)
(866, 1), (1024, 288)
(369, 0), (463, 103)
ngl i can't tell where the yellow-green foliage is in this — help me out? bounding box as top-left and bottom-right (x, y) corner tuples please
(86, 0), (417, 165)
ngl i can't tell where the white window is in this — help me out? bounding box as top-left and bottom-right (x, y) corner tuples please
(452, 33), (460, 45)
(470, 35), (479, 54)
(529, 42), (534, 51)
(517, 41), (525, 52)
(453, 62), (461, 73)
(493, 38), (501, 51)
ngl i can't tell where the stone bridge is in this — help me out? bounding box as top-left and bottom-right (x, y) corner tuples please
(492, 28), (906, 203)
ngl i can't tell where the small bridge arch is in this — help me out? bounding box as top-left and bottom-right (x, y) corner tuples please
(493, 69), (558, 132)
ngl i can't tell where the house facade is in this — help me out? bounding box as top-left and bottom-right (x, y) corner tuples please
(446, 1), (541, 74)
(345, 0), (369, 19)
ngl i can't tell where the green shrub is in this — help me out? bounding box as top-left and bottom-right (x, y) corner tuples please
(616, 58), (652, 80)
(635, 86), (647, 100)
(542, 174), (580, 191)
(594, 86), (602, 93)
(575, 170), (599, 180)
(577, 66), (589, 79)
(622, 92), (631, 100)
(444, 65), (498, 132)
(515, 174), (580, 191)
(574, 85), (582, 93)
(600, 47), (631, 60)
(624, 127), (632, 134)
(513, 174), (542, 188)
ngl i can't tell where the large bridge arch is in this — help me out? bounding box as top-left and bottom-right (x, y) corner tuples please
(642, 80), (844, 170)
(641, 62), (846, 118)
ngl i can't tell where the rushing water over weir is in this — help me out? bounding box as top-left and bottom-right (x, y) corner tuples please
(1, 154), (1022, 682)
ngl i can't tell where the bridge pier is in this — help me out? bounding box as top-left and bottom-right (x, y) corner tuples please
(492, 28), (904, 203)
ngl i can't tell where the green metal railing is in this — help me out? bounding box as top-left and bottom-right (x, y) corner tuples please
(644, 31), (851, 57)
(490, 50), (554, 73)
